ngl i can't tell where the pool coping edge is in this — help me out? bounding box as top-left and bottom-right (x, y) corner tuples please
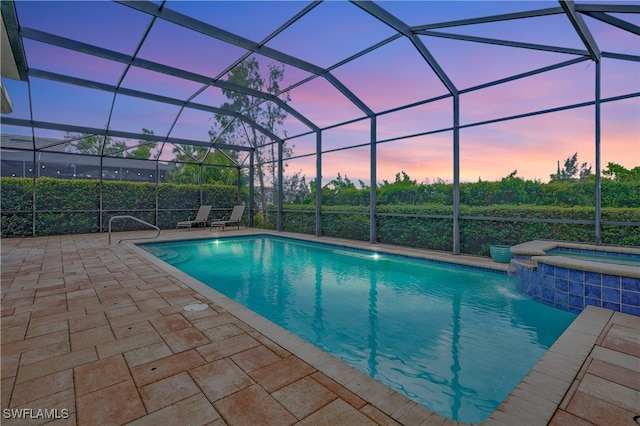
(486, 305), (612, 425)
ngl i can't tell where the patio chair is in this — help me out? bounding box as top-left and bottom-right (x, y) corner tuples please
(176, 205), (212, 230)
(210, 205), (245, 231)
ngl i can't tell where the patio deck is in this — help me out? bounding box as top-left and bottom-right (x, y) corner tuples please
(1, 229), (638, 425)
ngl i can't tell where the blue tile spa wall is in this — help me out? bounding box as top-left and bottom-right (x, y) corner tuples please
(512, 261), (640, 316)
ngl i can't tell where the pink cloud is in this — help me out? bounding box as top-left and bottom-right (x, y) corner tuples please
(286, 78), (368, 128)
(377, 134), (453, 182)
(321, 147), (372, 186)
(377, 99), (454, 142)
(331, 37), (449, 113)
(287, 133), (317, 157)
(461, 64), (595, 125)
(283, 98), (637, 186)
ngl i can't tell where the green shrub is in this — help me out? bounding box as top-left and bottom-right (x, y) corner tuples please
(0, 178), (241, 237)
(37, 177), (100, 210)
(1, 212), (32, 237)
(158, 183), (200, 209)
(3, 177), (638, 256)
(322, 211), (370, 241)
(281, 209), (314, 234)
(37, 212), (99, 236)
(103, 181), (153, 210)
(1, 178), (33, 211)
(263, 204), (639, 256)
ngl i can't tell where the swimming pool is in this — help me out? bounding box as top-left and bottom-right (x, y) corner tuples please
(141, 236), (576, 423)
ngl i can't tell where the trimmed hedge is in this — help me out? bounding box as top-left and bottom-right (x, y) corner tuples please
(1, 178), (239, 237)
(1, 178), (34, 237)
(270, 204), (640, 256)
(3, 177), (638, 257)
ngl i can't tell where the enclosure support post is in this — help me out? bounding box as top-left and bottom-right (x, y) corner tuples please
(199, 164), (203, 205)
(249, 150), (255, 227)
(236, 167), (242, 205)
(453, 94), (461, 255)
(99, 156), (104, 233)
(370, 116), (377, 244)
(595, 61), (602, 244)
(31, 150), (36, 237)
(315, 131), (322, 237)
(155, 161), (159, 227)
(277, 139), (284, 232)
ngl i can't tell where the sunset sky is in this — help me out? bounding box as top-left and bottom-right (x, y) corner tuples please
(2, 0), (638, 185)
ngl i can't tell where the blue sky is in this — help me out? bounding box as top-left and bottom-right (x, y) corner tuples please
(2, 0), (639, 184)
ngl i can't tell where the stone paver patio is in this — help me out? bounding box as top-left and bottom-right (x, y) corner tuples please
(1, 229), (638, 425)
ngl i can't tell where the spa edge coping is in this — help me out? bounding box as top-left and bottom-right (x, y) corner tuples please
(510, 239), (640, 257)
(124, 231), (614, 426)
(510, 239), (640, 279)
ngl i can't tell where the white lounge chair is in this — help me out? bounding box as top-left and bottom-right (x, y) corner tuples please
(210, 205), (245, 231)
(176, 205), (212, 230)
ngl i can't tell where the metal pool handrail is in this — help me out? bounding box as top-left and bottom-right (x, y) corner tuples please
(108, 215), (160, 244)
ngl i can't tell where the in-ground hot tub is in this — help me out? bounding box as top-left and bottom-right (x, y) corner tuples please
(509, 240), (640, 315)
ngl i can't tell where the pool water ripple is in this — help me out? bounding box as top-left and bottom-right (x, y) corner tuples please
(142, 236), (576, 423)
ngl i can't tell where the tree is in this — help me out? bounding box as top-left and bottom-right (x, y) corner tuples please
(550, 152), (591, 182)
(377, 171), (423, 204)
(278, 170), (311, 204)
(203, 150), (245, 186)
(166, 145), (243, 186)
(326, 173), (356, 194)
(602, 162), (640, 182)
(380, 171), (416, 188)
(127, 129), (157, 159)
(166, 145), (208, 184)
(65, 129), (157, 159)
(211, 58), (291, 221)
(65, 134), (122, 156)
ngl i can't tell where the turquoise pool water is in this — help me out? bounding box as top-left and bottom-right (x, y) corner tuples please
(141, 236), (576, 423)
(547, 248), (640, 267)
